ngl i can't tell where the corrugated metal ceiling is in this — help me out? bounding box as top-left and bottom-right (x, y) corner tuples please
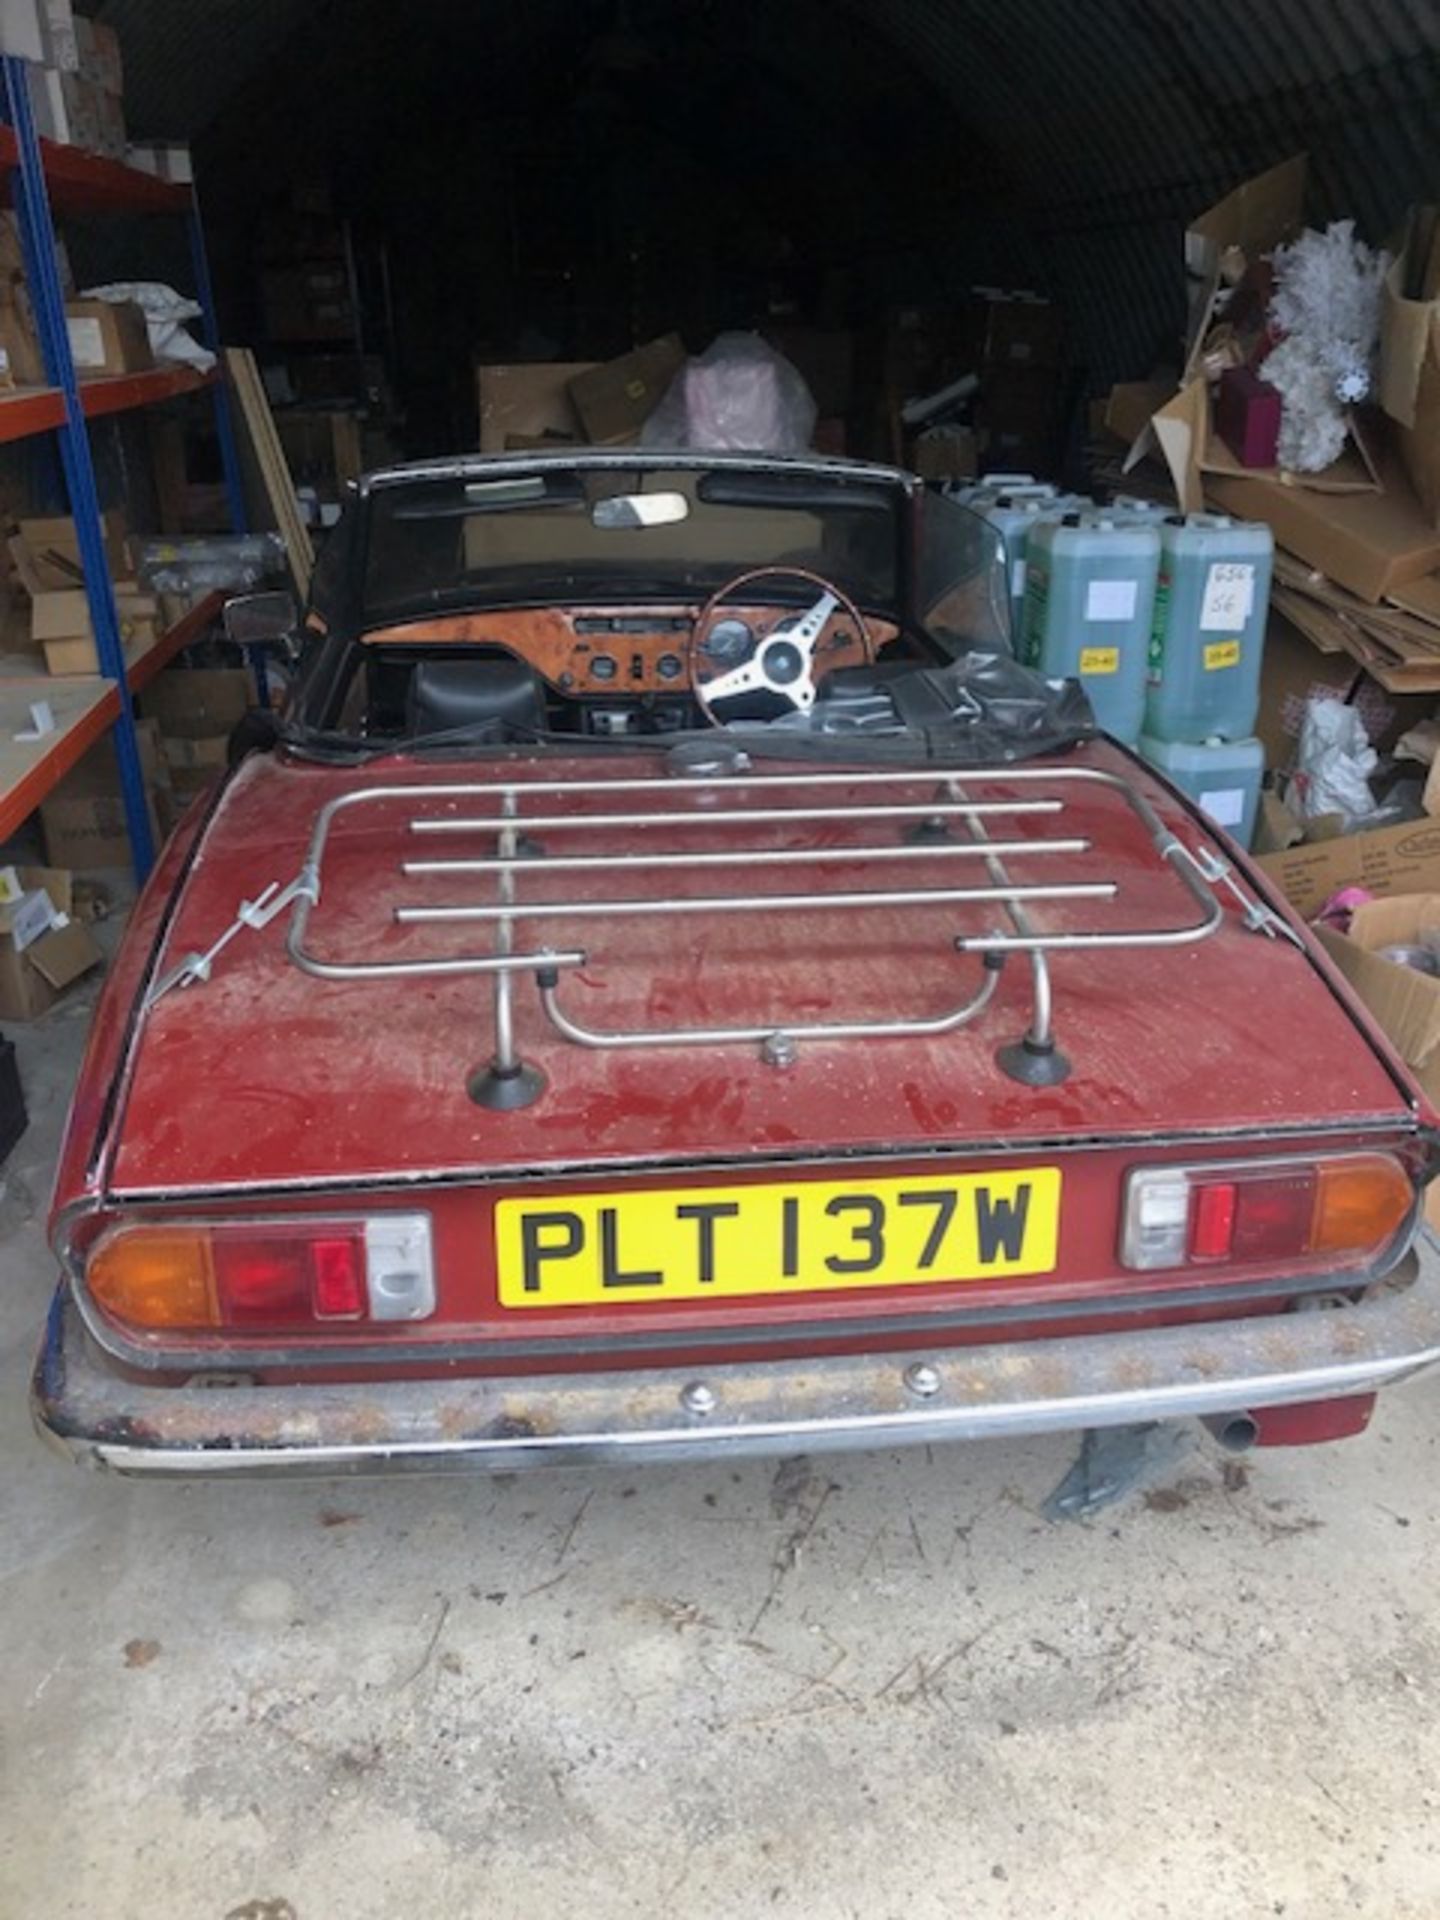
(101, 0), (1440, 219)
(94, 0), (1440, 385)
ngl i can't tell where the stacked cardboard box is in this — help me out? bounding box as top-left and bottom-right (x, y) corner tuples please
(977, 297), (1063, 475)
(141, 666), (252, 828)
(63, 298), (152, 379)
(0, 212), (44, 391)
(39, 716), (166, 868)
(258, 184), (356, 345)
(0, 862), (101, 1020)
(123, 142), (192, 184)
(17, 0), (127, 158)
(474, 337), (687, 453)
(7, 510), (162, 675)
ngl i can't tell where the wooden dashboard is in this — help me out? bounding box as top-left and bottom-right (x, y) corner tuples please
(361, 605), (901, 696)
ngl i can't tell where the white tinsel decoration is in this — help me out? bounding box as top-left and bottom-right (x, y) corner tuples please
(1266, 220), (1389, 470)
(1264, 335), (1350, 472)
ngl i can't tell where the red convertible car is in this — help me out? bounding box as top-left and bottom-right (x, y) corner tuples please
(33, 450), (1440, 1474)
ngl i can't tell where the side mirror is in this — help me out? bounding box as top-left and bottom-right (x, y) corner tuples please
(223, 589), (300, 658)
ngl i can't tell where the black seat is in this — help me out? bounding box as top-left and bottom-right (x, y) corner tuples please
(406, 656), (545, 737)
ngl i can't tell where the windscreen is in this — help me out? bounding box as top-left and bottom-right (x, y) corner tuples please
(916, 488), (1012, 654)
(363, 466), (901, 620)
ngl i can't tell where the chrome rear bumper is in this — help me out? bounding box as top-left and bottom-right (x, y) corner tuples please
(33, 1258), (1440, 1477)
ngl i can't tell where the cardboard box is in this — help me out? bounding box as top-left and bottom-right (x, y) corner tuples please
(40, 0), (77, 69)
(46, 795), (157, 869)
(40, 719), (164, 868)
(0, 865), (101, 1020)
(1137, 374), (1378, 516)
(65, 299), (152, 377)
(978, 365), (1057, 471)
(881, 304), (988, 396)
(25, 62), (65, 143)
(1380, 210), (1440, 527)
(1312, 894), (1440, 1222)
(125, 142), (191, 183)
(1123, 157), (1379, 513)
(475, 361), (596, 453)
(984, 300), (1062, 368)
(142, 666), (252, 740)
(1256, 816), (1440, 919)
(761, 325), (855, 416)
(57, 70), (103, 154)
(0, 0), (47, 63)
(29, 586), (159, 675)
(259, 266), (353, 343)
(568, 335), (686, 446)
(0, 299), (42, 389)
(159, 733), (229, 773)
(910, 425), (977, 481)
(15, 510), (129, 589)
(1208, 456), (1440, 605)
(85, 17), (122, 94)
(1255, 614), (1371, 772)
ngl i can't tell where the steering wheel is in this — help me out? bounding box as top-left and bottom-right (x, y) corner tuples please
(689, 565), (875, 726)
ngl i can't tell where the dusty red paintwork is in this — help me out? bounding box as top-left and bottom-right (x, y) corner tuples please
(80, 738), (1412, 1202)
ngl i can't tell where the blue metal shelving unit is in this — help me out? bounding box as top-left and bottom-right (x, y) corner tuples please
(0, 53), (246, 883)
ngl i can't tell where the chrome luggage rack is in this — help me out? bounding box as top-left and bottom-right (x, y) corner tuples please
(151, 762), (1294, 1106)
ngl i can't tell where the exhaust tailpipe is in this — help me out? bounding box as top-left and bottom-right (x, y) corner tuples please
(1202, 1411), (1259, 1453)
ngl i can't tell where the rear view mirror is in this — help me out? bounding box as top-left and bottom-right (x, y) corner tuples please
(590, 491), (690, 530)
(223, 589), (299, 654)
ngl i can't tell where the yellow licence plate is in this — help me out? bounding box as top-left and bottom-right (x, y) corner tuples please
(496, 1168), (1061, 1308)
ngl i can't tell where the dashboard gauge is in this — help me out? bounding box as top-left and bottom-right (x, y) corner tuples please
(656, 651), (684, 681)
(701, 617), (754, 665)
(589, 653), (618, 682)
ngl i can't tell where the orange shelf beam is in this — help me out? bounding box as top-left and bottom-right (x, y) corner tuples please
(77, 362), (219, 423)
(0, 591), (224, 842)
(0, 127), (190, 216)
(0, 363), (219, 446)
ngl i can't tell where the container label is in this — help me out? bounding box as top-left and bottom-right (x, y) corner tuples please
(66, 316), (106, 369)
(1200, 786), (1246, 829)
(1079, 647), (1120, 675)
(1011, 559), (1027, 600)
(1021, 564), (1049, 668)
(1203, 639), (1242, 670)
(1086, 579), (1138, 623)
(1200, 562), (1254, 631)
(1147, 570), (1172, 683)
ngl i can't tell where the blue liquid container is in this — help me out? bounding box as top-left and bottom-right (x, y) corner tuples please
(1145, 514), (1274, 742)
(1139, 733), (1265, 849)
(1021, 513), (1160, 744)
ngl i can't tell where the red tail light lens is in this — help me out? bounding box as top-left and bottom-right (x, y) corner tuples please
(1188, 1182), (1236, 1260)
(86, 1214), (434, 1336)
(1122, 1154), (1412, 1274)
(311, 1236), (366, 1319)
(214, 1236), (313, 1325)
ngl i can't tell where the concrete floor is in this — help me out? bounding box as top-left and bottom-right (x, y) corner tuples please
(4, 963), (1440, 1920)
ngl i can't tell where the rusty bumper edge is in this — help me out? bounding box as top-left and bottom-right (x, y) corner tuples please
(32, 1256), (1440, 1477)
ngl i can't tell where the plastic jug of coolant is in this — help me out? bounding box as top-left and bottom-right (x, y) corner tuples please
(1145, 514), (1274, 743)
(1021, 513), (1160, 744)
(980, 495), (1059, 638)
(1107, 495), (1173, 526)
(1139, 733), (1265, 850)
(949, 472), (1053, 506)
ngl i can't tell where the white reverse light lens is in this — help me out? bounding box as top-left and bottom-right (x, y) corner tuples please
(1121, 1173), (1191, 1271)
(364, 1214), (435, 1321)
